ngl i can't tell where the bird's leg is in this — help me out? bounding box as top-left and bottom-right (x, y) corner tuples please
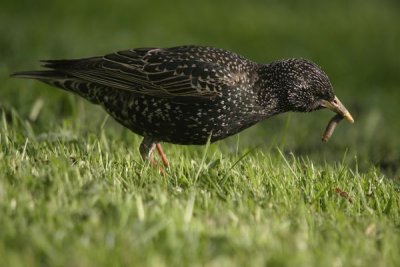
(139, 136), (156, 162)
(139, 137), (168, 173)
(156, 143), (169, 168)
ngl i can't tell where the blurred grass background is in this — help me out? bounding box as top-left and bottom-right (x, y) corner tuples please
(1, 1), (400, 266)
(2, 0), (399, 178)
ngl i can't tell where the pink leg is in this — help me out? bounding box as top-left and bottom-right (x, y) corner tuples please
(156, 143), (170, 168)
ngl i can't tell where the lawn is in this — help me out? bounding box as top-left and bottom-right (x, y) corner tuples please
(1, 0), (399, 266)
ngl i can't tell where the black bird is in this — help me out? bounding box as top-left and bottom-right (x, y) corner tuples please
(12, 45), (354, 166)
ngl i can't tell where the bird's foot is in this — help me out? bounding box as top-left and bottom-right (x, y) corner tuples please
(140, 137), (169, 174)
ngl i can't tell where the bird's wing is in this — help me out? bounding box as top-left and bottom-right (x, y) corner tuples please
(41, 46), (255, 99)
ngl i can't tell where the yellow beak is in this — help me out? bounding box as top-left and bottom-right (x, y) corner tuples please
(321, 96), (354, 123)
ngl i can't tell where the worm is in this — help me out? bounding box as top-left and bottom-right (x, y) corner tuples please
(322, 114), (343, 142)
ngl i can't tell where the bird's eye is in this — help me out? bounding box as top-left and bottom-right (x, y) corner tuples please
(332, 99), (338, 105)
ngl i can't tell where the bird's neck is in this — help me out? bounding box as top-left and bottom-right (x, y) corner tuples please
(256, 63), (290, 116)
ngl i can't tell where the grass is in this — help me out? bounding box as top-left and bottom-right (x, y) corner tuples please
(1, 0), (400, 266)
(1, 120), (399, 267)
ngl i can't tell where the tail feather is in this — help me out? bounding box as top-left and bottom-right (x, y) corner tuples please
(11, 70), (103, 104)
(11, 70), (78, 91)
(11, 70), (68, 80)
(11, 56), (107, 105)
(40, 56), (101, 70)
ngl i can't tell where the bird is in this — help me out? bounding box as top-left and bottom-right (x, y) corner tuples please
(11, 45), (354, 167)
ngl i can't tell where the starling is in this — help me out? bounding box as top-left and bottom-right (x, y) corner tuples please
(12, 45), (354, 166)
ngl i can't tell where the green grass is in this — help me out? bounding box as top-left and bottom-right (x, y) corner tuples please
(1, 0), (400, 266)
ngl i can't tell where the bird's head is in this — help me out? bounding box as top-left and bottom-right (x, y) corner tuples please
(259, 58), (354, 123)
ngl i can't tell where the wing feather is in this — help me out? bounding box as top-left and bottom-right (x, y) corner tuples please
(41, 46), (256, 99)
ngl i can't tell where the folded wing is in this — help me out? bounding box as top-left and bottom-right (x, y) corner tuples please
(40, 46), (253, 99)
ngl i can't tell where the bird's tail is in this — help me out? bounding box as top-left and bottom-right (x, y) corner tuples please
(11, 70), (66, 80)
(11, 70), (73, 88)
(11, 70), (101, 104)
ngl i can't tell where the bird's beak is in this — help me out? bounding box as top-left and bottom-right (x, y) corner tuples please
(321, 96), (354, 123)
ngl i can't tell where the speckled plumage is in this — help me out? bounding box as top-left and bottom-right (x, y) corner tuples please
(12, 45), (341, 162)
